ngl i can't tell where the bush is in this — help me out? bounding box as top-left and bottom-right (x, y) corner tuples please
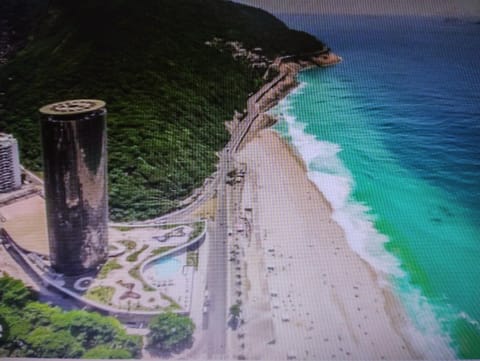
(0, 275), (36, 307)
(147, 312), (195, 352)
(24, 328), (84, 358)
(23, 302), (62, 326)
(229, 303), (241, 318)
(82, 345), (132, 359)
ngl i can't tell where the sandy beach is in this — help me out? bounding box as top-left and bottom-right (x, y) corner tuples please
(235, 129), (416, 360)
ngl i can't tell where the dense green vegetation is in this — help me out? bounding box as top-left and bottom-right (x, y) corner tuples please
(0, 275), (142, 358)
(0, 0), (323, 221)
(0, 0), (48, 57)
(147, 312), (195, 352)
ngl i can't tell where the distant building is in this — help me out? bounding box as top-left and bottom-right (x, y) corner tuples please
(0, 133), (21, 193)
(39, 99), (109, 276)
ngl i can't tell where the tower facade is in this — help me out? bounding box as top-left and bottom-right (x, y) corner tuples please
(39, 99), (108, 276)
(0, 133), (21, 193)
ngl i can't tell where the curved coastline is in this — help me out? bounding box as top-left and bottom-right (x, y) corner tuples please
(232, 58), (424, 358)
(236, 128), (419, 359)
(265, 64), (459, 359)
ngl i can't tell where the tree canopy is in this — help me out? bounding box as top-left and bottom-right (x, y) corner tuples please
(0, 276), (36, 307)
(0, 275), (142, 358)
(147, 312), (195, 352)
(82, 345), (133, 359)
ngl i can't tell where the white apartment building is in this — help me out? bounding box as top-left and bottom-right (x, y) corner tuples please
(0, 133), (21, 192)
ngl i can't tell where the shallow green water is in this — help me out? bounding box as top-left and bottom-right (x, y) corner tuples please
(271, 16), (480, 358)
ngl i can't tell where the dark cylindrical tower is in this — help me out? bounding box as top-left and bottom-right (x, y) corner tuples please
(39, 99), (108, 276)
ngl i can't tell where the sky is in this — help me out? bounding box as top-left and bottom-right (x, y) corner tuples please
(234, 0), (480, 18)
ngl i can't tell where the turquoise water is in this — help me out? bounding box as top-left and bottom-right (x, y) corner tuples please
(150, 255), (182, 279)
(272, 15), (480, 359)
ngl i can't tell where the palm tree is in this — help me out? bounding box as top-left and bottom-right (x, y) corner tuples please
(228, 303), (242, 329)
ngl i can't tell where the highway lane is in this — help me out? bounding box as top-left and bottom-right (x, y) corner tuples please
(184, 65), (288, 358)
(138, 59), (294, 359)
(231, 71), (286, 152)
(206, 150), (229, 358)
(202, 68), (287, 357)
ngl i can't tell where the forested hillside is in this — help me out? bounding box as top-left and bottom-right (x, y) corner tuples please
(0, 0), (323, 221)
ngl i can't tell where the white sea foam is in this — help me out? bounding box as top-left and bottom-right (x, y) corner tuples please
(458, 311), (480, 328)
(272, 89), (456, 359)
(278, 94), (403, 277)
(396, 283), (456, 359)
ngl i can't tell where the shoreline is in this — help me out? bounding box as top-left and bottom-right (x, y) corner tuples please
(229, 53), (421, 358)
(234, 129), (418, 359)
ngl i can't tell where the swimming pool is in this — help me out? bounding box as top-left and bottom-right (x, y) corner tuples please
(148, 255), (183, 279)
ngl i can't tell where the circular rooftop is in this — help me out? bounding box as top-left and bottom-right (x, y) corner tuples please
(39, 99), (106, 116)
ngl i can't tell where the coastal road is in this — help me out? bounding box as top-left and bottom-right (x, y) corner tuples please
(202, 67), (289, 357)
(231, 71), (286, 152)
(201, 69), (284, 357)
(139, 58), (294, 358)
(182, 63), (289, 358)
(206, 149), (230, 358)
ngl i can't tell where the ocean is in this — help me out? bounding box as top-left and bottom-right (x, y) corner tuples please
(271, 15), (480, 359)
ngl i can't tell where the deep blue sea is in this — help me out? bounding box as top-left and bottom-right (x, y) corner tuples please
(271, 15), (480, 359)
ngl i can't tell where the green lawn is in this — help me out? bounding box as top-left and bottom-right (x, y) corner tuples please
(85, 286), (115, 305)
(98, 260), (122, 279)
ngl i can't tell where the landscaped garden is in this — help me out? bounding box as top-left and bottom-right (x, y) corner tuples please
(70, 222), (205, 313)
(0, 221), (205, 358)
